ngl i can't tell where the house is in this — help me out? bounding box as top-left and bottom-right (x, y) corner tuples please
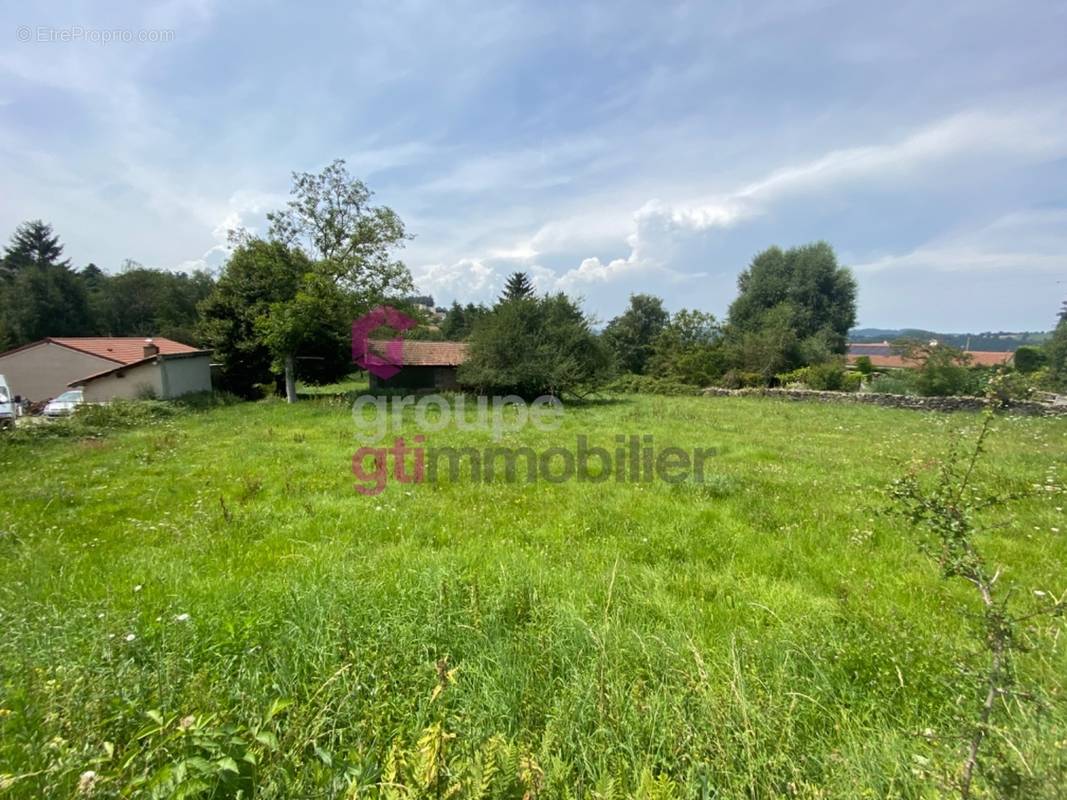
(367, 339), (469, 391)
(846, 341), (1014, 370)
(0, 337), (212, 402)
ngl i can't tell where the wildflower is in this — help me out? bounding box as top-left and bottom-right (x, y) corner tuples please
(175, 613), (190, 622)
(124, 633), (136, 642)
(78, 770), (98, 794)
(133, 584), (143, 592)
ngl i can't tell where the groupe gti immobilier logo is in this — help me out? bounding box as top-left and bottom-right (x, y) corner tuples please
(347, 306), (717, 495)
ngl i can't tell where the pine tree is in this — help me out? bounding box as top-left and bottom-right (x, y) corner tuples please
(1, 220), (71, 280)
(500, 271), (535, 302)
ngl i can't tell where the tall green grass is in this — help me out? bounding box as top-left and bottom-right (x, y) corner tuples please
(0, 395), (1064, 797)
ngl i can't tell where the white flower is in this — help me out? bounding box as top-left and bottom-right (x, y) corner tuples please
(78, 770), (97, 794)
(175, 613), (190, 622)
(125, 633), (136, 642)
(133, 584), (143, 592)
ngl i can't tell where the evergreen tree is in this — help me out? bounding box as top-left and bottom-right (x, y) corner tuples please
(2, 220), (71, 281)
(500, 271), (535, 302)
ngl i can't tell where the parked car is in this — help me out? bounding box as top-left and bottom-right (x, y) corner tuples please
(44, 389), (84, 418)
(0, 374), (15, 429)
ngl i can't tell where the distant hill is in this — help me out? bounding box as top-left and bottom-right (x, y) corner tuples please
(849, 328), (1051, 352)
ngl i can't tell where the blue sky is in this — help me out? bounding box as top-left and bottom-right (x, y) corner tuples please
(2, 1), (1066, 331)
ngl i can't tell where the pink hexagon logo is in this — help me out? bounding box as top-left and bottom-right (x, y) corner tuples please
(352, 306), (418, 380)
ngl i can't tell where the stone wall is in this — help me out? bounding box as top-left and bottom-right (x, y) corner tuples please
(701, 386), (1067, 416)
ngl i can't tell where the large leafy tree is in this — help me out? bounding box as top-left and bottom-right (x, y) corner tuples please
(266, 159), (412, 299)
(604, 294), (670, 375)
(199, 240), (310, 397)
(203, 161), (413, 399)
(460, 292), (612, 398)
(726, 242), (857, 374)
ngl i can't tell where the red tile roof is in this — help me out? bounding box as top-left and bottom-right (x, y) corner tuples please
(847, 342), (1013, 369)
(368, 339), (469, 367)
(47, 337), (199, 364)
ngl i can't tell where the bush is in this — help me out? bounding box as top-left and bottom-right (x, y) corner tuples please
(854, 355), (874, 376)
(1013, 346), (1045, 374)
(607, 374), (702, 396)
(775, 361), (853, 391)
(841, 371), (863, 392)
(983, 369), (1036, 403)
(172, 390), (244, 411)
(460, 293), (612, 398)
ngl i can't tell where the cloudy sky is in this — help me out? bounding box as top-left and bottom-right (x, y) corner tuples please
(2, 1), (1065, 331)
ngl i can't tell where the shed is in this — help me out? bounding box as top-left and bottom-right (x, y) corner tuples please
(367, 340), (469, 391)
(70, 348), (213, 401)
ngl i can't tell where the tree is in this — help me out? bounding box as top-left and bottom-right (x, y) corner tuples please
(603, 294), (669, 374)
(0, 221), (90, 346)
(1, 261), (92, 345)
(500, 272), (535, 302)
(199, 240), (310, 398)
(1045, 306), (1067, 389)
(1, 220), (71, 282)
(92, 262), (215, 343)
(647, 309), (724, 386)
(266, 158), (412, 301)
(726, 242), (857, 373)
(459, 292), (612, 397)
(202, 161), (415, 400)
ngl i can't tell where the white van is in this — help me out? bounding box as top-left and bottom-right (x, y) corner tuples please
(0, 374), (15, 429)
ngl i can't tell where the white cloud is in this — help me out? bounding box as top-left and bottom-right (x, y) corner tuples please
(852, 209), (1067, 275)
(555, 107), (1067, 290)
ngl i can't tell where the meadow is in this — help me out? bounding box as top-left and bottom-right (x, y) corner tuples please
(0, 391), (1065, 798)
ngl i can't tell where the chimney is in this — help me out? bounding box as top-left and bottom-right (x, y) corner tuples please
(143, 338), (160, 358)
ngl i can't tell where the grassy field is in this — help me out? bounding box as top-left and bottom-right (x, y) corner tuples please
(0, 392), (1065, 798)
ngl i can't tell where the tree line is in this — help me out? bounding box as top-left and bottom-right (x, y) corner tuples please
(6, 160), (1067, 400)
(0, 221), (215, 349)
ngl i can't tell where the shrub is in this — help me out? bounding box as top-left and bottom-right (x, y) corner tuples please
(460, 293), (613, 398)
(1012, 345), (1045, 374)
(854, 355), (874, 376)
(983, 369), (1036, 403)
(841, 371), (863, 392)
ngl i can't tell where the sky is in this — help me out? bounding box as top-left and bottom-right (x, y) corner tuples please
(1, 1), (1066, 332)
